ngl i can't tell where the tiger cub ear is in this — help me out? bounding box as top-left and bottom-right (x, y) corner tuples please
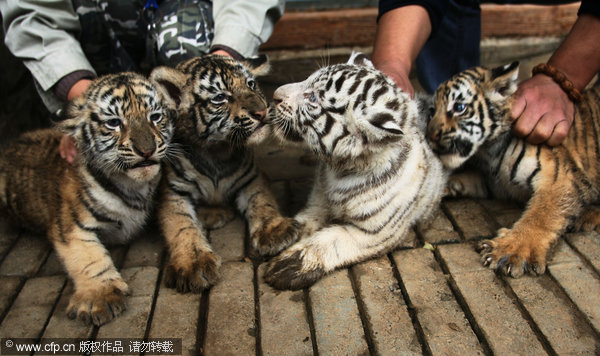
(52, 94), (89, 135)
(348, 52), (374, 68)
(370, 113), (403, 136)
(243, 54), (271, 77)
(487, 61), (519, 98)
(149, 66), (188, 108)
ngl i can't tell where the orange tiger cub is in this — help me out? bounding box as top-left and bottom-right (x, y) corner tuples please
(427, 62), (600, 277)
(0, 73), (173, 325)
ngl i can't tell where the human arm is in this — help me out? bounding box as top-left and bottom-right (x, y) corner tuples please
(210, 0), (285, 58)
(511, 6), (600, 146)
(372, 5), (432, 98)
(372, 0), (448, 97)
(0, 0), (96, 112)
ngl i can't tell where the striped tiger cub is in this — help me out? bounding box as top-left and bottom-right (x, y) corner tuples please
(426, 62), (600, 277)
(149, 55), (300, 292)
(263, 53), (447, 290)
(0, 73), (174, 325)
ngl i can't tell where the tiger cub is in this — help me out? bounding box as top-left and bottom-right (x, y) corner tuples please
(149, 55), (300, 292)
(263, 53), (447, 290)
(0, 73), (174, 325)
(426, 62), (600, 277)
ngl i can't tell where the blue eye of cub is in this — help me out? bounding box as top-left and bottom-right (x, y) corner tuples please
(150, 112), (162, 123)
(212, 93), (227, 104)
(105, 118), (122, 129)
(453, 102), (466, 114)
(247, 79), (256, 90)
(304, 92), (318, 105)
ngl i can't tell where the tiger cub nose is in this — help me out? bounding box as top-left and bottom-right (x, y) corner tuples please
(251, 109), (267, 122)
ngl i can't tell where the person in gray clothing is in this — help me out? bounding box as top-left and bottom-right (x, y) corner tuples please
(1, 0), (284, 112)
(1, 0), (284, 160)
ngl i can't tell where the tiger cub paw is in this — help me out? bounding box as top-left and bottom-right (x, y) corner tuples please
(67, 279), (130, 326)
(476, 228), (548, 278)
(263, 249), (325, 290)
(574, 206), (600, 233)
(165, 250), (221, 293)
(196, 206), (235, 230)
(251, 217), (301, 256)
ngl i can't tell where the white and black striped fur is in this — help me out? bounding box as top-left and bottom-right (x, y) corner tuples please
(263, 53), (447, 290)
(426, 62), (600, 277)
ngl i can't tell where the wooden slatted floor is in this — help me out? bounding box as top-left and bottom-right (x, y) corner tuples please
(0, 144), (599, 355)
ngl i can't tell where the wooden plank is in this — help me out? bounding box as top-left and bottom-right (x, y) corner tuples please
(309, 269), (368, 355)
(0, 276), (65, 339)
(438, 244), (547, 355)
(148, 274), (202, 356)
(96, 267), (160, 339)
(393, 249), (483, 355)
(258, 264), (313, 355)
(481, 3), (579, 38)
(261, 4), (579, 51)
(353, 256), (420, 355)
(204, 261), (255, 355)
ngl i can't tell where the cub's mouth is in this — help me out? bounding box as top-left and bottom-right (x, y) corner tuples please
(131, 160), (159, 169)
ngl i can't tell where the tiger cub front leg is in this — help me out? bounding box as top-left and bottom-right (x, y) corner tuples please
(477, 185), (580, 277)
(49, 225), (129, 326)
(236, 175), (300, 256)
(158, 187), (221, 293)
(445, 169), (489, 198)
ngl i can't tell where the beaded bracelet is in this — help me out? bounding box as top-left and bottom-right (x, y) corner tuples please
(532, 63), (583, 103)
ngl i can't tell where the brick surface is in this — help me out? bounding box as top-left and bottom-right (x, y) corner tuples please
(310, 269), (368, 355)
(204, 261), (255, 355)
(393, 249), (484, 355)
(439, 244), (547, 354)
(507, 274), (600, 354)
(352, 256), (420, 355)
(443, 199), (497, 240)
(258, 264), (313, 356)
(0, 276), (65, 338)
(0, 232), (50, 277)
(210, 217), (246, 262)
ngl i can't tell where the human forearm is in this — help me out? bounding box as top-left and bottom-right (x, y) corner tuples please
(0, 0), (95, 92)
(372, 5), (432, 95)
(546, 14), (600, 91)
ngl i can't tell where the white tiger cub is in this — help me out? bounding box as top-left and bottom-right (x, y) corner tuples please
(263, 53), (447, 290)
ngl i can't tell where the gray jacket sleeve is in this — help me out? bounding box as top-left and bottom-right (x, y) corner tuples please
(212, 0), (285, 58)
(0, 0), (96, 112)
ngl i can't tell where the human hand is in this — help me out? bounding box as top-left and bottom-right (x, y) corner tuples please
(510, 74), (575, 146)
(59, 134), (78, 164)
(67, 79), (92, 101)
(211, 49), (233, 58)
(374, 60), (414, 98)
